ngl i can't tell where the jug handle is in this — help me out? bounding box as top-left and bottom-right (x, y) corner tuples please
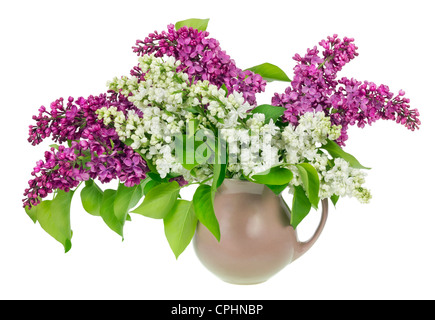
(292, 199), (329, 262)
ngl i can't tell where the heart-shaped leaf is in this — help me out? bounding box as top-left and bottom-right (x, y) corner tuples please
(114, 182), (143, 223)
(164, 200), (198, 259)
(245, 63), (291, 82)
(80, 179), (103, 216)
(212, 140), (227, 191)
(193, 184), (220, 241)
(291, 185), (312, 229)
(249, 104), (286, 123)
(175, 18), (210, 31)
(132, 181), (180, 219)
(25, 189), (74, 252)
(250, 166), (293, 186)
(266, 184), (288, 195)
(295, 163), (320, 209)
(330, 194), (340, 207)
(321, 139), (370, 170)
(100, 189), (124, 238)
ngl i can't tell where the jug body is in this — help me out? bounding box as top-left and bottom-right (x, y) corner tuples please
(194, 179), (328, 284)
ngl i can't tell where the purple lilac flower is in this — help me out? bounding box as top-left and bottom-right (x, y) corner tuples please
(28, 94), (108, 146)
(23, 145), (83, 208)
(23, 93), (149, 209)
(271, 34), (420, 145)
(169, 175), (189, 187)
(329, 78), (420, 144)
(132, 24), (266, 105)
(27, 92), (142, 146)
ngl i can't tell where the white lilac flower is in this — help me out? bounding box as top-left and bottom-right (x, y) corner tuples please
(318, 158), (371, 203)
(99, 54), (370, 204)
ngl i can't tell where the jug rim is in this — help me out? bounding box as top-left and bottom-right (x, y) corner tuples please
(219, 178), (266, 195)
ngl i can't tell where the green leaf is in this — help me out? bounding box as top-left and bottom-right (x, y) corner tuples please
(144, 157), (159, 174)
(331, 194), (340, 207)
(175, 18), (210, 31)
(245, 63), (291, 82)
(250, 166), (293, 186)
(114, 182), (143, 224)
(193, 184), (220, 241)
(212, 139), (227, 191)
(124, 138), (134, 146)
(295, 163), (320, 209)
(175, 134), (197, 170)
(249, 104), (286, 123)
(136, 152), (158, 174)
(132, 181), (180, 219)
(291, 185), (312, 229)
(220, 83), (229, 97)
(80, 179), (103, 216)
(29, 189), (74, 252)
(321, 139), (370, 170)
(49, 144), (59, 150)
(174, 132), (214, 171)
(25, 204), (38, 223)
(266, 184), (288, 195)
(212, 163), (227, 191)
(187, 119), (199, 138)
(146, 172), (166, 183)
(100, 189), (124, 238)
(96, 182), (143, 238)
(141, 177), (161, 196)
(164, 200), (198, 259)
(185, 106), (203, 114)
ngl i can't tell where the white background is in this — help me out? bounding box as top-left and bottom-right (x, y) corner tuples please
(1, 0), (434, 300)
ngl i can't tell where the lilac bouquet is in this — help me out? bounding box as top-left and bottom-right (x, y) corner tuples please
(23, 18), (419, 256)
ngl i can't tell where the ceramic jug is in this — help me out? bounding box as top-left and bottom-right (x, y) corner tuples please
(193, 179), (328, 284)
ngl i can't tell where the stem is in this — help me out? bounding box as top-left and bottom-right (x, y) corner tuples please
(318, 55), (334, 69)
(187, 175), (213, 186)
(75, 181), (84, 191)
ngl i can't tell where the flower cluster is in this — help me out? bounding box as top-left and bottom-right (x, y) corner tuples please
(100, 54), (254, 181)
(281, 112), (370, 203)
(282, 111), (342, 164)
(221, 113), (282, 178)
(321, 158), (371, 203)
(132, 24), (266, 105)
(100, 54), (371, 203)
(23, 145), (82, 208)
(271, 34), (420, 145)
(23, 94), (149, 208)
